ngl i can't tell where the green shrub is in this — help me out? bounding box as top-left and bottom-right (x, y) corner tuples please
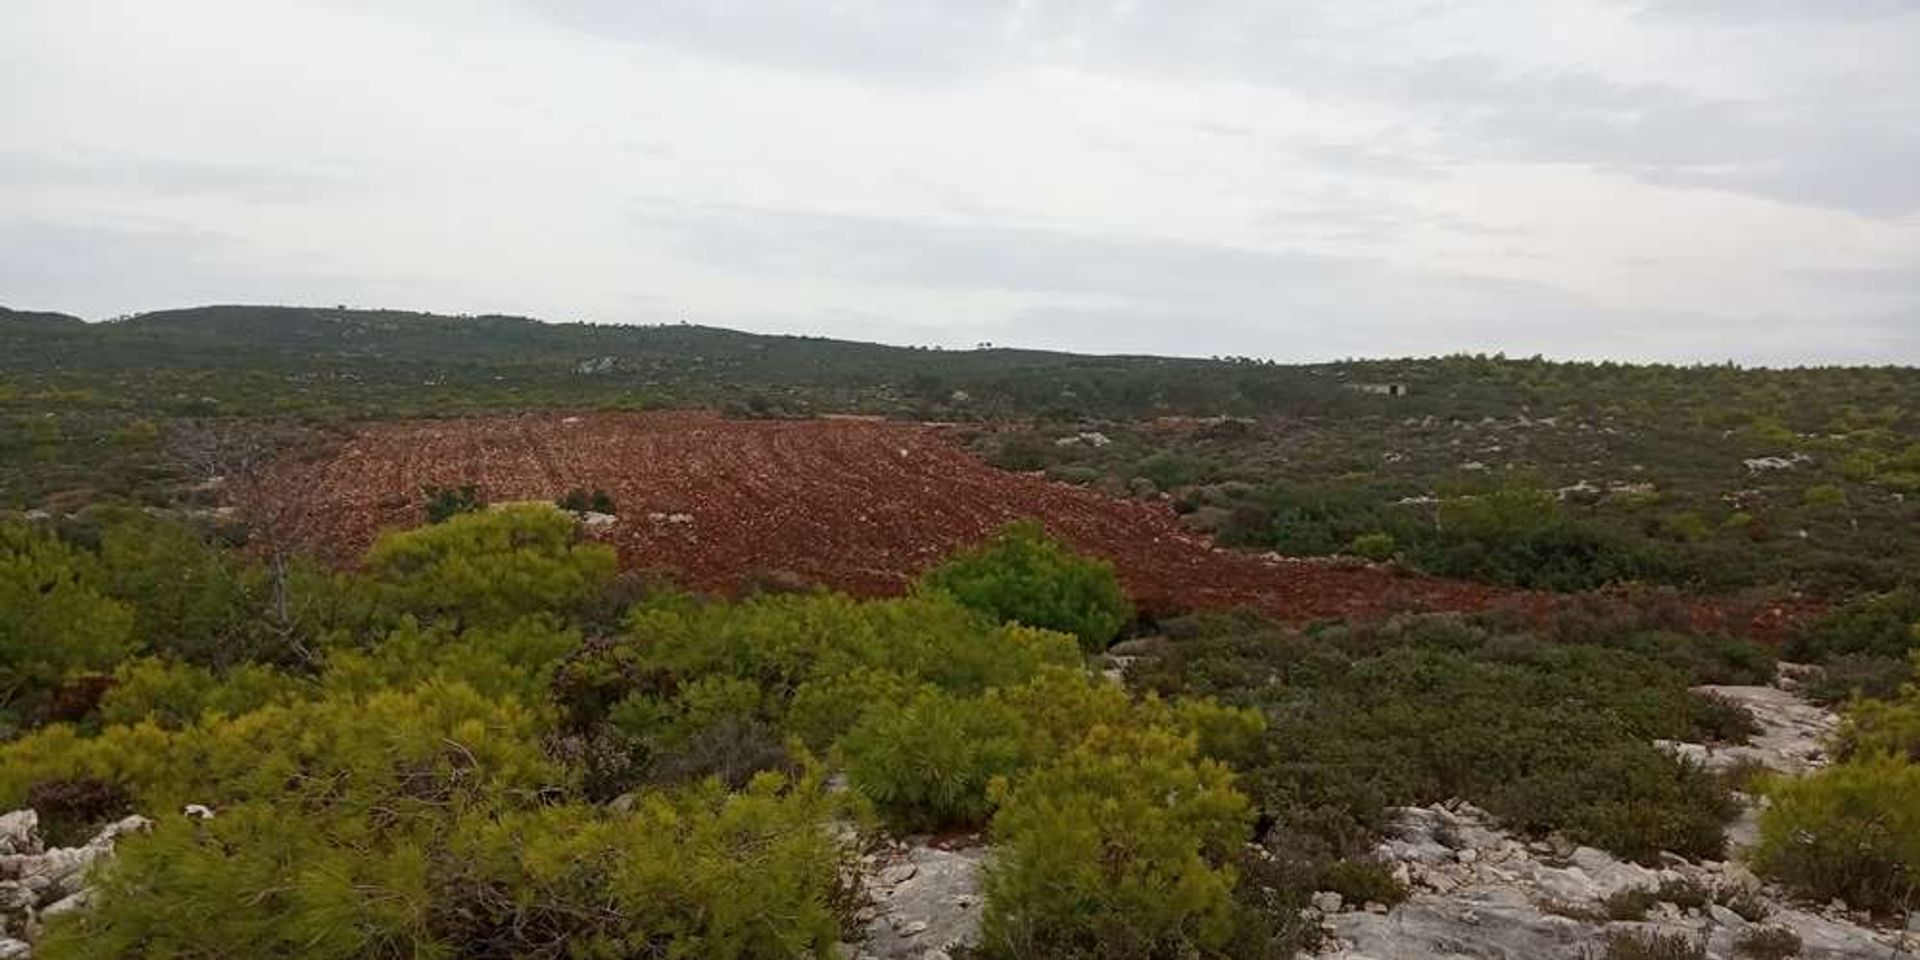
(1733, 925), (1803, 960)
(366, 505), (616, 629)
(1836, 664), (1920, 761)
(0, 520), (136, 711)
(97, 658), (308, 729)
(841, 688), (1028, 830)
(607, 675), (790, 789)
(1803, 654), (1913, 706)
(1787, 587), (1920, 662)
(601, 592), (1080, 716)
(1132, 452), (1221, 490)
(988, 434), (1053, 472)
(980, 725), (1256, 960)
(322, 615), (580, 705)
(427, 774), (853, 959)
(1316, 859), (1407, 909)
(786, 667), (919, 753)
(44, 773), (855, 960)
(1603, 885), (1660, 921)
(423, 483), (483, 523)
(1348, 532), (1397, 562)
(1411, 486), (1681, 591)
(1804, 484), (1848, 509)
(0, 679), (561, 817)
(89, 510), (274, 668)
(1614, 631), (1776, 687)
(1487, 741), (1736, 862)
(1141, 614), (1741, 863)
(1688, 691), (1760, 744)
(39, 804), (429, 959)
(1753, 752), (1920, 914)
(920, 521), (1133, 652)
(1604, 930), (1706, 960)
(556, 487), (615, 515)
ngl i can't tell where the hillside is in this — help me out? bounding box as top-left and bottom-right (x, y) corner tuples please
(0, 306), (86, 332)
(2, 303), (1918, 960)
(4, 303), (1919, 598)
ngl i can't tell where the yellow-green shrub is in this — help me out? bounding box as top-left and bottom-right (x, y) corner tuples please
(98, 657), (309, 728)
(920, 521), (1134, 652)
(39, 804), (438, 960)
(43, 773), (856, 960)
(841, 687), (1028, 830)
(991, 666), (1265, 767)
(786, 667), (920, 752)
(613, 592), (1081, 703)
(0, 680), (561, 817)
(1835, 656), (1920, 762)
(366, 505), (616, 629)
(0, 520), (135, 709)
(322, 615), (579, 705)
(980, 724), (1256, 959)
(430, 772), (853, 959)
(1753, 753), (1920, 913)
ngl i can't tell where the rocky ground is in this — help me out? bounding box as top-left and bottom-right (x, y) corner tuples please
(5, 666), (1896, 960)
(837, 668), (1913, 960)
(847, 836), (987, 960)
(0, 809), (149, 957)
(1308, 671), (1915, 960)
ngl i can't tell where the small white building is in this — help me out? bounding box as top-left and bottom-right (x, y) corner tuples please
(1350, 382), (1409, 397)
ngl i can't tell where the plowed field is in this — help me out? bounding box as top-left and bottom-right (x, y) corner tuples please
(262, 412), (1514, 621)
(259, 411), (1799, 634)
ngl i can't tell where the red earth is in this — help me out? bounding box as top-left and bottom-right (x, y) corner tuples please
(258, 411), (1804, 636)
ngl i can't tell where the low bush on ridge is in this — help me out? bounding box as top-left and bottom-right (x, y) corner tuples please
(1753, 663), (1920, 915)
(1130, 610), (1755, 864)
(920, 520), (1134, 652)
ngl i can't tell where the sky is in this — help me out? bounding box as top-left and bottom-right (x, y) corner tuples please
(3, 1), (1918, 364)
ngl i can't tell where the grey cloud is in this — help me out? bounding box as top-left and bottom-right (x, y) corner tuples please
(1623, 0), (1918, 23)
(629, 199), (1919, 363)
(631, 200), (1365, 301)
(525, 0), (1015, 80)
(1790, 266), (1920, 301)
(538, 0), (1920, 217)
(1331, 57), (1920, 218)
(0, 217), (369, 319)
(9, 0), (1917, 362)
(630, 200), (1633, 352)
(0, 218), (243, 317)
(0, 151), (365, 203)
(524, 0), (1345, 82)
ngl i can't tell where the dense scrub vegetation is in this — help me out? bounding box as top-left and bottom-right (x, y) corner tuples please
(5, 305), (1920, 952)
(919, 520), (1134, 652)
(16, 502), (1886, 956)
(6, 306), (1918, 609)
(988, 417), (1920, 598)
(1753, 653), (1920, 915)
(1128, 603), (1764, 870)
(0, 509), (1286, 957)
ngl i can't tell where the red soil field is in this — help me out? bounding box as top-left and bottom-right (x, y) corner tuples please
(260, 411), (1802, 635)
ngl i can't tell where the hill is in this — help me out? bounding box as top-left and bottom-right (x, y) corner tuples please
(0, 306), (86, 332)
(3, 303), (1918, 601)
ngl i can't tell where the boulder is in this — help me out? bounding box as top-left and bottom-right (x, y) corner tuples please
(0, 814), (37, 858)
(1311, 794), (1908, 960)
(856, 840), (986, 960)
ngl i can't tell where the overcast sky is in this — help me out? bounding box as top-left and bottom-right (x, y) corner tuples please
(4, 1), (1918, 363)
